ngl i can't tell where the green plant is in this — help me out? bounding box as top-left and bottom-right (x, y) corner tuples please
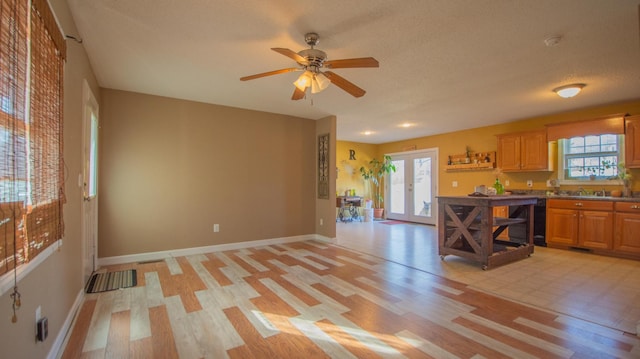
(601, 160), (632, 181)
(359, 155), (396, 208)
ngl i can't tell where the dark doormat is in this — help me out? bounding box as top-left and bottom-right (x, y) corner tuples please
(85, 269), (137, 293)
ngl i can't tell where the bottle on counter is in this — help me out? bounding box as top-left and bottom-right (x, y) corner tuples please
(493, 178), (504, 195)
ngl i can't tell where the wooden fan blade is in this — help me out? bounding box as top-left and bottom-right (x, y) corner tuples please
(271, 48), (307, 64)
(240, 68), (300, 81)
(291, 87), (305, 100)
(323, 71), (366, 98)
(324, 57), (379, 69)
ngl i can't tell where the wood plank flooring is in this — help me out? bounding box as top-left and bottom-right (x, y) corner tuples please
(61, 240), (640, 358)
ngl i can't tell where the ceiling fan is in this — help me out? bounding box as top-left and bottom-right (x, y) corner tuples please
(240, 32), (379, 100)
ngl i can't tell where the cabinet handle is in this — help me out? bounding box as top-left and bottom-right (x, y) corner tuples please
(575, 202), (583, 207)
(631, 205), (640, 210)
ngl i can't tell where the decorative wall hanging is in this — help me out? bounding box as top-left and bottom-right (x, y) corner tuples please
(318, 133), (330, 199)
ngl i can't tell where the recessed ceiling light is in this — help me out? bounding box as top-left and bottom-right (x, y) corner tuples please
(553, 83), (585, 98)
(400, 123), (412, 128)
(363, 131), (373, 136)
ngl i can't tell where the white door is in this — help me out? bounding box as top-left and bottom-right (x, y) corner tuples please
(82, 81), (99, 283)
(386, 149), (438, 225)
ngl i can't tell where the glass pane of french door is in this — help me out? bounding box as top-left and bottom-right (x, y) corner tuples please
(389, 159), (405, 214)
(411, 157), (433, 221)
(386, 149), (437, 225)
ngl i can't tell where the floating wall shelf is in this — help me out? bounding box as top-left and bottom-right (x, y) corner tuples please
(446, 151), (496, 171)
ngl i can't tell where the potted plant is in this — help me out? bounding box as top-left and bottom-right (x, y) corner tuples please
(359, 155), (396, 219)
(602, 160), (633, 196)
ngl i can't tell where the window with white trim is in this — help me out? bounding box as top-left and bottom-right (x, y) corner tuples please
(558, 134), (624, 182)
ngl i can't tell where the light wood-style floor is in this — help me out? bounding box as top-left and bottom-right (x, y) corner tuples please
(60, 222), (640, 358)
(335, 221), (640, 335)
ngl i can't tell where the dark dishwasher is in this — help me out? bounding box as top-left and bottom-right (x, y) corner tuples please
(508, 197), (546, 246)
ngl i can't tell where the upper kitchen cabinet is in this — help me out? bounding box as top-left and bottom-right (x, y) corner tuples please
(625, 115), (640, 168)
(497, 129), (551, 171)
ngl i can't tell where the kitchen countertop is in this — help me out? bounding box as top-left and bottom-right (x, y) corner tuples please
(506, 190), (639, 202)
(544, 195), (639, 202)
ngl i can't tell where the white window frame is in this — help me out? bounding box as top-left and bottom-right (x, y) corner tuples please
(558, 134), (625, 186)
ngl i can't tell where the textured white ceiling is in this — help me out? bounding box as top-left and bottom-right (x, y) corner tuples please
(65, 0), (640, 144)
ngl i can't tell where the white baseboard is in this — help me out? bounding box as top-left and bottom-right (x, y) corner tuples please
(50, 288), (84, 359)
(98, 234), (324, 266)
(314, 234), (336, 244)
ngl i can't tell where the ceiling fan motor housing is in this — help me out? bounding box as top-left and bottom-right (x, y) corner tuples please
(298, 48), (327, 70)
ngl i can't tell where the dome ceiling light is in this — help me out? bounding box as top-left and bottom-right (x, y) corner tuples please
(553, 84), (585, 98)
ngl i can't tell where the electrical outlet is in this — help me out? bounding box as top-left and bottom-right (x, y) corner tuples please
(527, 180), (533, 188)
(213, 224), (219, 232)
(320, 218), (323, 226)
(452, 181), (458, 188)
(505, 180), (510, 187)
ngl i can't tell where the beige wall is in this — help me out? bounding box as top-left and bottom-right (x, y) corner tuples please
(0, 0), (100, 357)
(99, 90), (319, 257)
(315, 116), (337, 238)
(378, 99), (640, 196)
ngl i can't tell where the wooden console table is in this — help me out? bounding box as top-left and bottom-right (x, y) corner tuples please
(437, 195), (537, 270)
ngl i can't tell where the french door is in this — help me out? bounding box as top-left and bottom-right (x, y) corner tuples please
(386, 149), (438, 225)
(82, 81), (99, 283)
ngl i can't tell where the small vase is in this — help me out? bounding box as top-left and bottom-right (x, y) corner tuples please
(623, 179), (632, 197)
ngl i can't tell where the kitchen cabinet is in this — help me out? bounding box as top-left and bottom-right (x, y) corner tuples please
(493, 206), (509, 239)
(546, 199), (613, 250)
(497, 129), (551, 171)
(613, 201), (640, 255)
(625, 115), (640, 168)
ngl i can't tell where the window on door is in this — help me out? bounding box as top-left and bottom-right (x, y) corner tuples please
(387, 149), (438, 225)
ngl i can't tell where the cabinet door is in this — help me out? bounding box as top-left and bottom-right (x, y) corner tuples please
(614, 212), (640, 254)
(579, 210), (613, 249)
(546, 208), (578, 245)
(497, 134), (520, 171)
(493, 206), (509, 239)
(625, 116), (640, 168)
(520, 130), (548, 170)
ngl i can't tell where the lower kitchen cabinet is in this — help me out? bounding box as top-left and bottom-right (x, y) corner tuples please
(546, 208), (578, 245)
(493, 206), (510, 240)
(546, 199), (613, 250)
(614, 202), (640, 255)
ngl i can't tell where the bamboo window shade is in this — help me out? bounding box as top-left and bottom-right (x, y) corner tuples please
(0, 0), (65, 277)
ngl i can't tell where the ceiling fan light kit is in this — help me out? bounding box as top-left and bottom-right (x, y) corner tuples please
(241, 32), (379, 100)
(553, 83), (585, 98)
(311, 72), (330, 93)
